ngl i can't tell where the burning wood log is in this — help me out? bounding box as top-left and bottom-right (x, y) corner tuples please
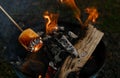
(58, 24), (104, 78)
(43, 32), (79, 70)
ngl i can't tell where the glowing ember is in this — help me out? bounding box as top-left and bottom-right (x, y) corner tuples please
(45, 66), (56, 78)
(29, 37), (43, 52)
(43, 11), (59, 35)
(34, 44), (42, 52)
(85, 7), (99, 25)
(18, 28), (43, 52)
(60, 0), (83, 26)
(38, 75), (42, 78)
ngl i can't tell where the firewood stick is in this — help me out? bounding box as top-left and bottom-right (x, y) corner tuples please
(75, 24), (104, 67)
(0, 5), (23, 32)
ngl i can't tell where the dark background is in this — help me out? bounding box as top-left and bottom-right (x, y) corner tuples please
(0, 0), (120, 78)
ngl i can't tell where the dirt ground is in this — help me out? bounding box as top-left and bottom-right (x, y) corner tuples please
(0, 0), (120, 78)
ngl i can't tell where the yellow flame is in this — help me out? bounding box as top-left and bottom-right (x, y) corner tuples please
(43, 11), (59, 35)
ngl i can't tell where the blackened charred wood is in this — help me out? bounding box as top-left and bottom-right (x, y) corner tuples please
(56, 35), (79, 57)
(68, 31), (78, 39)
(44, 37), (65, 69)
(42, 29), (79, 70)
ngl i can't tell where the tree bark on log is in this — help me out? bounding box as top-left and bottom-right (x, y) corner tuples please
(58, 24), (104, 78)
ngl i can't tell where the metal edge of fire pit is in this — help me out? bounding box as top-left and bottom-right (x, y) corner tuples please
(79, 40), (106, 78)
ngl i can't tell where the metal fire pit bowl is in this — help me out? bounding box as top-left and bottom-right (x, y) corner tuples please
(4, 21), (106, 78)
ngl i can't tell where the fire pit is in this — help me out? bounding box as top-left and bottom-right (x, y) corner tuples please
(0, 0), (106, 78)
(3, 21), (105, 78)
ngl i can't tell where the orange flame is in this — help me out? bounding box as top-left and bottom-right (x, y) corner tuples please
(43, 11), (59, 35)
(85, 7), (99, 23)
(60, 0), (83, 26)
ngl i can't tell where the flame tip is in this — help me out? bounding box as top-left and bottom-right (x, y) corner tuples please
(85, 7), (99, 24)
(43, 11), (59, 35)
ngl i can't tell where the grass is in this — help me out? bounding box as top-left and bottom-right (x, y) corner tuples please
(100, 0), (120, 32)
(0, 41), (17, 78)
